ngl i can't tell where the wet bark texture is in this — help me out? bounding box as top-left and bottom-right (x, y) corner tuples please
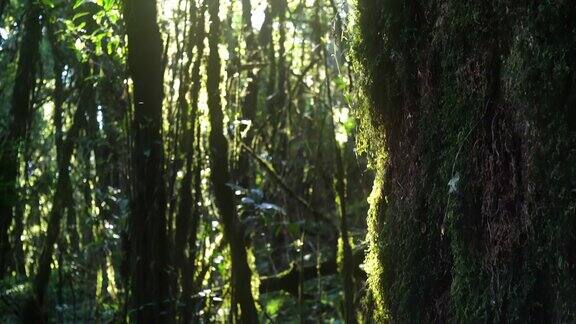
(355, 0), (576, 322)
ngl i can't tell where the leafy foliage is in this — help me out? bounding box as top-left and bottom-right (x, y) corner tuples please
(0, 0), (370, 322)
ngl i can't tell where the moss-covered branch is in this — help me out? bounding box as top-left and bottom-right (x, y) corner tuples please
(260, 249), (365, 296)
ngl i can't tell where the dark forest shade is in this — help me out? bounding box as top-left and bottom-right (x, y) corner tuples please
(24, 76), (87, 322)
(0, 0), (40, 277)
(355, 0), (576, 322)
(123, 0), (171, 321)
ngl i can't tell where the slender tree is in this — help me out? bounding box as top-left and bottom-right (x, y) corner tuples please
(325, 52), (356, 324)
(234, 0), (261, 187)
(23, 72), (88, 322)
(206, 0), (259, 322)
(122, 0), (170, 320)
(174, 0), (206, 320)
(0, 0), (41, 277)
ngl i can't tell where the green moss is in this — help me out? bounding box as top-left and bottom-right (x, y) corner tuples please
(354, 0), (576, 321)
(363, 154), (387, 321)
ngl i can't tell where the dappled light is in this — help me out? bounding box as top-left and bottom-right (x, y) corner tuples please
(1, 0), (576, 322)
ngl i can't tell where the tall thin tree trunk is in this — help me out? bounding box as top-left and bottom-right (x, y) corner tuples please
(268, 0), (288, 160)
(0, 0), (41, 277)
(234, 0), (260, 188)
(175, 1), (206, 321)
(319, 6), (356, 321)
(206, 0), (259, 322)
(11, 139), (32, 276)
(122, 0), (171, 320)
(325, 57), (356, 324)
(80, 60), (101, 320)
(23, 92), (87, 322)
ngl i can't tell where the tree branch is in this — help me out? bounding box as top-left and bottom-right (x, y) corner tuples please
(259, 249), (365, 296)
(240, 142), (336, 228)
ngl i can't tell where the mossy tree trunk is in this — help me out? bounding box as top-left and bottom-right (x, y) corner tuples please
(355, 0), (576, 322)
(174, 1), (206, 321)
(123, 0), (171, 320)
(206, 0), (259, 322)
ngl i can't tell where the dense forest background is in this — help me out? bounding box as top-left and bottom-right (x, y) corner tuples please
(1, 0), (371, 322)
(1, 0), (575, 323)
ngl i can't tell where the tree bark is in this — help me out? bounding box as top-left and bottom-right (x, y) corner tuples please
(175, 1), (206, 321)
(234, 0), (261, 188)
(356, 0), (576, 321)
(325, 52), (357, 324)
(260, 249), (365, 296)
(0, 0), (41, 277)
(122, 0), (171, 320)
(206, 0), (259, 322)
(23, 87), (87, 322)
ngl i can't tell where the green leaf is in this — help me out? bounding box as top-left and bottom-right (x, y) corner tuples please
(72, 12), (90, 23)
(287, 222), (300, 236)
(265, 296), (285, 316)
(40, 0), (55, 9)
(73, 0), (84, 10)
